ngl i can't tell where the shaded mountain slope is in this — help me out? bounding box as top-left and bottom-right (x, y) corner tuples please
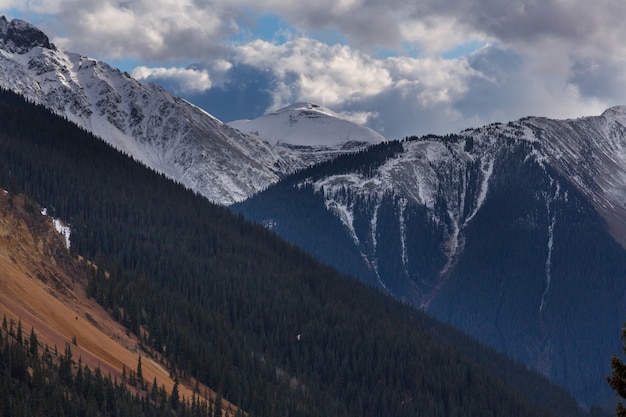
(0, 88), (599, 416)
(233, 113), (626, 407)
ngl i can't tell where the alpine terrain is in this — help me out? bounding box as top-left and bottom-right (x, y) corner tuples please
(0, 87), (602, 417)
(233, 108), (626, 407)
(0, 16), (381, 205)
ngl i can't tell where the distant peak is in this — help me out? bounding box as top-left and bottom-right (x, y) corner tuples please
(286, 102), (321, 110)
(0, 16), (55, 54)
(601, 105), (626, 120)
(273, 102), (342, 119)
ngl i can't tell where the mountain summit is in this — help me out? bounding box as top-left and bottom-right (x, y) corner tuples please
(0, 16), (54, 53)
(230, 102), (384, 147)
(230, 102), (384, 168)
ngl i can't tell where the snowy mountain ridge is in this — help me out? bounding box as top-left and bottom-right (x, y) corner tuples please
(306, 107), (626, 270)
(525, 106), (626, 247)
(0, 17), (379, 205)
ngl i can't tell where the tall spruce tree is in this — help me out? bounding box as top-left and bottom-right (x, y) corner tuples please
(608, 325), (626, 417)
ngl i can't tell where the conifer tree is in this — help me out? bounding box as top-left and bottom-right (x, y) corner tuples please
(214, 394), (223, 417)
(152, 377), (159, 402)
(137, 354), (143, 389)
(609, 325), (626, 417)
(171, 380), (180, 411)
(29, 327), (38, 357)
(16, 318), (22, 345)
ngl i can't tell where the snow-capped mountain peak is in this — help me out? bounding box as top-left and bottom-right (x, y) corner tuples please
(230, 102), (385, 147)
(0, 17), (386, 205)
(0, 16), (55, 53)
(601, 105), (626, 120)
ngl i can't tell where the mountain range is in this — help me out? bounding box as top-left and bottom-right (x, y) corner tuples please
(0, 16), (381, 205)
(0, 15), (624, 414)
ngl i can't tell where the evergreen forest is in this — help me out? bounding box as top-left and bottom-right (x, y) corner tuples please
(0, 321), (225, 417)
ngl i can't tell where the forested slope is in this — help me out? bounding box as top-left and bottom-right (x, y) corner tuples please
(0, 88), (604, 417)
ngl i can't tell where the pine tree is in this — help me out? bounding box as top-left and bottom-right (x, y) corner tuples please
(29, 327), (38, 358)
(16, 318), (22, 345)
(137, 354), (143, 389)
(608, 325), (626, 417)
(151, 377), (159, 403)
(214, 394), (223, 417)
(171, 380), (180, 411)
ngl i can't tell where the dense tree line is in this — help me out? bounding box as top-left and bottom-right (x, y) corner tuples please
(0, 320), (228, 417)
(0, 87), (602, 417)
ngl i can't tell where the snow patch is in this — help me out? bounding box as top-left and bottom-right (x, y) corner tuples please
(41, 208), (71, 249)
(464, 157), (493, 225)
(398, 198), (409, 275)
(540, 180), (560, 313)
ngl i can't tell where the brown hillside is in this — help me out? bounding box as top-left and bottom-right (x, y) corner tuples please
(0, 191), (239, 415)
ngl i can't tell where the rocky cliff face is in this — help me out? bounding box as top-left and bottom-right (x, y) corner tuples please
(0, 16), (54, 53)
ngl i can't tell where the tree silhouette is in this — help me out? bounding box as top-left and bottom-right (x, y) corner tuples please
(608, 325), (626, 417)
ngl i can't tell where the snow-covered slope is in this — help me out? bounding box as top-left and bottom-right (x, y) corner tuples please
(0, 17), (287, 205)
(230, 102), (385, 167)
(524, 106), (626, 248)
(0, 17), (381, 205)
(230, 102), (384, 147)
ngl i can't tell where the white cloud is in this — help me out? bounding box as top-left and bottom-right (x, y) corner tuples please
(398, 16), (483, 56)
(231, 38), (481, 129)
(337, 110), (379, 126)
(233, 38), (394, 109)
(132, 66), (212, 93)
(7, 0), (625, 138)
(22, 0), (234, 62)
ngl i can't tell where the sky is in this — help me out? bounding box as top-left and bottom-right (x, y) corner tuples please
(2, 0), (625, 139)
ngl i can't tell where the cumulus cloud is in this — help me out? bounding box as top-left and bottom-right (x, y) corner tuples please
(228, 37), (483, 136)
(233, 38), (394, 109)
(231, 38), (479, 109)
(21, 0), (235, 62)
(132, 66), (212, 93)
(337, 110), (379, 126)
(10, 0), (626, 64)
